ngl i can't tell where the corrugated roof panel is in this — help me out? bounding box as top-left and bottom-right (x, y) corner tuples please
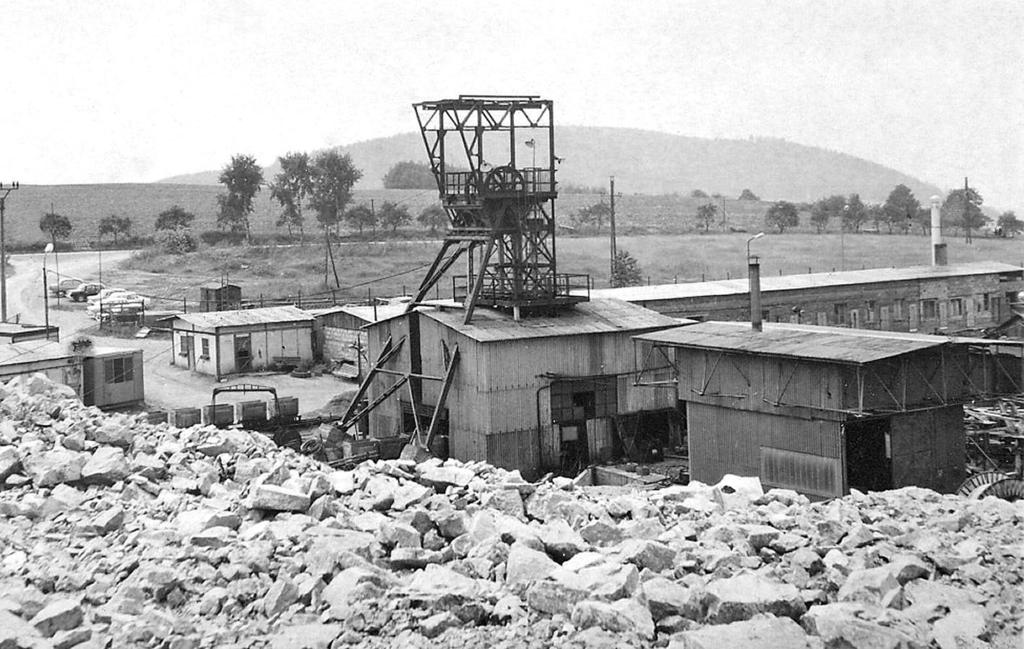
(173, 305), (315, 329)
(589, 261), (1023, 303)
(422, 299), (686, 342)
(634, 321), (959, 364)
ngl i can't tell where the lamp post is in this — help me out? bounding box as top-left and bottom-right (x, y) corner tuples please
(43, 243), (53, 340)
(524, 138), (536, 169)
(746, 231), (765, 261)
(841, 202), (848, 271)
(0, 181), (20, 322)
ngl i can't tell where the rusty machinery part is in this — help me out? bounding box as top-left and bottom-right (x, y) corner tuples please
(300, 437), (324, 458)
(978, 479), (1024, 501)
(956, 471), (1010, 497)
(483, 165), (525, 195)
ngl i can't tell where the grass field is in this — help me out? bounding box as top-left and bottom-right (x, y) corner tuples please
(104, 231), (1024, 310)
(5, 182), (811, 248)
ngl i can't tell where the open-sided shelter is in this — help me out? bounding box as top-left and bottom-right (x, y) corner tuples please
(635, 321), (1024, 498)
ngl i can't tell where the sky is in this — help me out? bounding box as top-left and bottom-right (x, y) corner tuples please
(2, 0), (1022, 210)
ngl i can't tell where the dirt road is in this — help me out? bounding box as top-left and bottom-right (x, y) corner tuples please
(5, 251), (355, 416)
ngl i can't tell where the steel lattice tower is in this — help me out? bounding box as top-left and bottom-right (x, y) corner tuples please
(408, 95), (588, 323)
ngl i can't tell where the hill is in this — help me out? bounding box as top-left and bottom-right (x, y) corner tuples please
(157, 127), (943, 204)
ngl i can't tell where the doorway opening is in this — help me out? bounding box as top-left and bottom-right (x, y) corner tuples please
(845, 417), (893, 492)
(234, 335), (252, 372)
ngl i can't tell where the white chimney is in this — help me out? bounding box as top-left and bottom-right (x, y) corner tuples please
(930, 195), (946, 265)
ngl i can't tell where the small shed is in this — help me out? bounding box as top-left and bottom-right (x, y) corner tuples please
(198, 282), (242, 312)
(635, 321), (1024, 498)
(170, 306), (315, 379)
(0, 341), (81, 393)
(81, 347), (145, 409)
(0, 323), (60, 344)
(363, 299), (685, 478)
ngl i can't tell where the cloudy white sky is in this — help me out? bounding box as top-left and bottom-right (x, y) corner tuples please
(2, 0), (1022, 209)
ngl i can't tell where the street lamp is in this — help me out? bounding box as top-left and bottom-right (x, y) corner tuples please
(0, 181), (20, 323)
(841, 203), (848, 271)
(746, 231), (765, 260)
(43, 243), (53, 340)
(524, 138), (536, 168)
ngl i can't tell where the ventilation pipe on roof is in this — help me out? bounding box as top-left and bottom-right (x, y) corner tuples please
(931, 195), (947, 266)
(749, 257), (762, 331)
(747, 233), (764, 331)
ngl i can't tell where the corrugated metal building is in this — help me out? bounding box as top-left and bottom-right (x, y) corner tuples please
(311, 303), (412, 373)
(593, 262), (1024, 335)
(198, 282), (242, 312)
(1, 342), (145, 410)
(635, 321), (1024, 498)
(364, 299), (684, 478)
(170, 306), (315, 379)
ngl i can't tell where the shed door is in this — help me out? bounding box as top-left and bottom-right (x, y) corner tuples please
(235, 335), (252, 372)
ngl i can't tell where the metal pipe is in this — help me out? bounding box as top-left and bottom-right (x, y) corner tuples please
(930, 195), (946, 265)
(747, 232), (765, 331)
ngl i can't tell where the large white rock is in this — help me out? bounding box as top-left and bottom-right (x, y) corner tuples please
(505, 543), (559, 584)
(247, 484), (311, 512)
(704, 572), (806, 623)
(80, 446), (129, 484)
(669, 614), (815, 649)
(22, 449), (88, 487)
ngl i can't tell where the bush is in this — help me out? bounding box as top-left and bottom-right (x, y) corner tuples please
(199, 230), (247, 247)
(158, 228), (198, 254)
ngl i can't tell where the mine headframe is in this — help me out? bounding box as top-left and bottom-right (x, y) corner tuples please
(408, 95), (589, 324)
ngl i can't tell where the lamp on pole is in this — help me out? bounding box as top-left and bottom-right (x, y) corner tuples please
(841, 202), (848, 271)
(43, 243), (53, 340)
(0, 181), (20, 323)
(524, 138), (536, 169)
(746, 231), (765, 260)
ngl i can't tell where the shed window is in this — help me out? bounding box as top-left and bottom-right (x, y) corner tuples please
(866, 301), (876, 323)
(921, 299), (938, 320)
(833, 303), (847, 325)
(893, 299), (905, 320)
(949, 298), (964, 317)
(980, 293), (991, 311)
(179, 335), (190, 356)
(201, 338), (210, 359)
(104, 357), (134, 384)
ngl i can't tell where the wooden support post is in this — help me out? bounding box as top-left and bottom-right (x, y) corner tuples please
(464, 239), (495, 325)
(424, 345), (460, 450)
(338, 336), (405, 430)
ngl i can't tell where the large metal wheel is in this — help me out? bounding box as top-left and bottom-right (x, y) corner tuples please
(978, 479), (1024, 501)
(483, 165), (525, 195)
(957, 471), (1009, 497)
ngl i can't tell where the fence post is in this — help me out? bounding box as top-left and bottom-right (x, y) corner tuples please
(298, 288), (302, 309)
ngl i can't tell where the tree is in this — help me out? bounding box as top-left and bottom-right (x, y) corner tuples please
(98, 215), (131, 245)
(378, 201), (412, 233)
(738, 188), (760, 201)
(573, 201), (611, 233)
(882, 184), (920, 234)
(39, 212), (72, 248)
(269, 152), (312, 237)
(383, 161), (436, 189)
(155, 205), (195, 232)
(866, 204), (885, 232)
(695, 203), (717, 233)
(809, 194), (845, 234)
(417, 205), (447, 234)
(997, 211), (1023, 238)
(843, 194), (867, 232)
(217, 154), (264, 239)
(690, 189), (709, 199)
(942, 186), (987, 243)
(913, 206), (931, 235)
(765, 201), (798, 233)
(345, 204), (377, 236)
(611, 250), (643, 288)
(309, 151), (362, 233)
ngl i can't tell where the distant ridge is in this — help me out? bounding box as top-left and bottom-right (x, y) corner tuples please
(157, 126), (942, 204)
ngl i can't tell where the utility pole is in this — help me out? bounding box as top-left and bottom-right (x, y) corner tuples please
(609, 176), (617, 283)
(0, 182), (20, 322)
(963, 176), (972, 244)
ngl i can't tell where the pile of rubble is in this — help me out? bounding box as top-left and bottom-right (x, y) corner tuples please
(1, 374), (1022, 649)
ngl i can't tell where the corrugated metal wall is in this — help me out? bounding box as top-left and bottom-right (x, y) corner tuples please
(889, 405), (965, 493)
(687, 402), (843, 496)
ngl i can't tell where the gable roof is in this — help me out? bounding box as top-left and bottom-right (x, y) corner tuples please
(634, 320), (1008, 365)
(172, 306), (314, 329)
(421, 299), (687, 343)
(590, 261), (1023, 304)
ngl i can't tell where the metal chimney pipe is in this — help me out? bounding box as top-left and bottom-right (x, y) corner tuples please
(930, 195), (946, 265)
(749, 257), (762, 331)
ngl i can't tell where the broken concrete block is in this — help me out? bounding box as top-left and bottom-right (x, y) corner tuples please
(263, 577), (299, 618)
(505, 543), (559, 584)
(246, 484), (311, 512)
(22, 449), (88, 487)
(704, 572), (806, 623)
(30, 599), (84, 637)
(669, 614), (815, 649)
(642, 577), (701, 621)
(80, 446), (129, 484)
